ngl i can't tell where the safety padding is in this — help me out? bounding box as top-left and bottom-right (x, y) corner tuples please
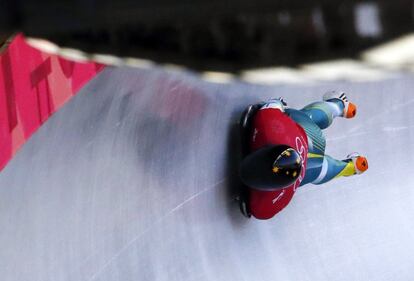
(0, 34), (105, 171)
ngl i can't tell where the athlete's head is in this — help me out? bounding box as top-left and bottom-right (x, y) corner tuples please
(240, 145), (303, 190)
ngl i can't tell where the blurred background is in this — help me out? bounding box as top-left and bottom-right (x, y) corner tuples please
(1, 0), (413, 72)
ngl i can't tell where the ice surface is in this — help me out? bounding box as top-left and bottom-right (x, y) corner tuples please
(1, 66), (413, 281)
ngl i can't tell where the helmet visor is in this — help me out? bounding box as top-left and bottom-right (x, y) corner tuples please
(240, 145), (302, 190)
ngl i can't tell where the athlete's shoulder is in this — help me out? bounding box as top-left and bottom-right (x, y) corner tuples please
(251, 108), (307, 150)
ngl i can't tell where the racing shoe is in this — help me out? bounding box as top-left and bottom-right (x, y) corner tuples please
(323, 91), (357, 118)
(345, 152), (369, 174)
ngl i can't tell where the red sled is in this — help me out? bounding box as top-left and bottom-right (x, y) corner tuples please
(239, 104), (309, 220)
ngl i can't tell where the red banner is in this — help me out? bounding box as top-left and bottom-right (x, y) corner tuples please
(0, 34), (105, 171)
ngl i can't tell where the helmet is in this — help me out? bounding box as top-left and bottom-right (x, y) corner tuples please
(240, 145), (303, 190)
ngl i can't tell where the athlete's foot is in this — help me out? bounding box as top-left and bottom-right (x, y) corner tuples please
(345, 152), (369, 174)
(323, 91), (357, 118)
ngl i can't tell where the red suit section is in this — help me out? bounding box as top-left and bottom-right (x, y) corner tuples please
(248, 108), (309, 220)
(0, 34), (105, 171)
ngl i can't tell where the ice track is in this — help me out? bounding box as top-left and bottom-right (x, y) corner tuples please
(1, 66), (414, 281)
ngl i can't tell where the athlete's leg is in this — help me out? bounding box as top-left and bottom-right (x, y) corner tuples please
(300, 153), (368, 186)
(300, 101), (342, 130)
(300, 91), (356, 130)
